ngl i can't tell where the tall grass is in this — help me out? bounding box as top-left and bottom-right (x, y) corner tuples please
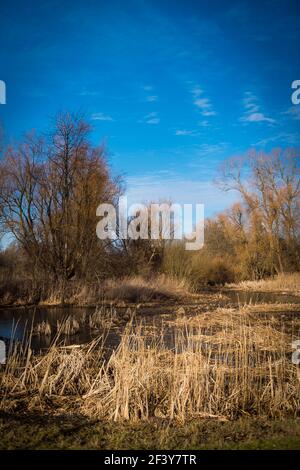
(227, 273), (300, 293)
(103, 275), (190, 303)
(0, 308), (299, 421)
(0, 274), (191, 307)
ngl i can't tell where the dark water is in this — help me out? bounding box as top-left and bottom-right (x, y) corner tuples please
(222, 290), (300, 306)
(0, 305), (173, 352)
(0, 290), (299, 352)
(0, 306), (98, 351)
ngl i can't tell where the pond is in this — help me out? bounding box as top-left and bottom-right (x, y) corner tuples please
(0, 290), (299, 352)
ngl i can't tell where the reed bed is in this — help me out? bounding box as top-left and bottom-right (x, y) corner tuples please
(104, 275), (190, 303)
(227, 273), (300, 293)
(32, 305), (135, 338)
(33, 320), (52, 336)
(0, 308), (299, 422)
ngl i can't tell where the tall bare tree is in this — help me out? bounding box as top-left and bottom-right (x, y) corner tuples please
(220, 148), (300, 275)
(0, 113), (121, 290)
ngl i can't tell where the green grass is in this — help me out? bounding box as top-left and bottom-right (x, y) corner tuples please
(1, 414), (300, 450)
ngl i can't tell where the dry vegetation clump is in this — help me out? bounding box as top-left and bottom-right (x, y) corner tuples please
(40, 281), (99, 306)
(89, 305), (135, 329)
(0, 274), (191, 307)
(227, 273), (300, 294)
(31, 305), (135, 339)
(1, 308), (299, 422)
(34, 315), (83, 338)
(56, 316), (80, 336)
(171, 306), (292, 354)
(33, 320), (52, 336)
(103, 275), (190, 303)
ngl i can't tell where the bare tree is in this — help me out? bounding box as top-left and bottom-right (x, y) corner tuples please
(0, 113), (121, 294)
(219, 148), (300, 275)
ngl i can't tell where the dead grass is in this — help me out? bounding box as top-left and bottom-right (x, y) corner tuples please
(1, 305), (299, 422)
(31, 305), (135, 338)
(227, 273), (300, 294)
(33, 321), (52, 336)
(103, 275), (190, 303)
(40, 274), (191, 307)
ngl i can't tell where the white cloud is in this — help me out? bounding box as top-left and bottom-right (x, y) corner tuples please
(197, 120), (210, 127)
(175, 129), (195, 136)
(191, 86), (203, 97)
(141, 112), (160, 125)
(256, 132), (300, 146)
(240, 92), (275, 124)
(91, 112), (114, 121)
(147, 117), (160, 124)
(194, 98), (216, 116)
(283, 106), (300, 120)
(191, 87), (216, 116)
(126, 172), (237, 217)
(146, 95), (158, 102)
(243, 92), (260, 113)
(241, 112), (275, 124)
(143, 85), (153, 91)
(201, 109), (217, 117)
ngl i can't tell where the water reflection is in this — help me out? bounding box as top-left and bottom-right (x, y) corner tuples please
(0, 290), (299, 352)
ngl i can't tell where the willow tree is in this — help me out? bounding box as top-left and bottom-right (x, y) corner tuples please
(220, 148), (300, 275)
(0, 113), (121, 288)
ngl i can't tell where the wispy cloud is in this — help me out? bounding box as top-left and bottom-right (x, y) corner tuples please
(126, 172), (237, 217)
(194, 98), (216, 116)
(142, 85), (158, 102)
(241, 113), (275, 124)
(283, 106), (300, 120)
(240, 92), (275, 124)
(197, 120), (210, 127)
(91, 112), (114, 121)
(190, 85), (216, 116)
(142, 85), (153, 92)
(191, 86), (203, 98)
(256, 132), (300, 146)
(175, 129), (196, 136)
(79, 89), (100, 97)
(140, 112), (160, 125)
(186, 143), (228, 168)
(146, 95), (158, 102)
(243, 92), (259, 113)
(195, 142), (228, 156)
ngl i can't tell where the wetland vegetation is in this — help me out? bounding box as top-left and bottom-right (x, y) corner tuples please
(0, 113), (299, 449)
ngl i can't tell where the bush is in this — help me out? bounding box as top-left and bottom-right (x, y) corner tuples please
(204, 257), (235, 285)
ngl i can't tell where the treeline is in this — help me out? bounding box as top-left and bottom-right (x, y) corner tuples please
(166, 148), (300, 285)
(0, 113), (299, 303)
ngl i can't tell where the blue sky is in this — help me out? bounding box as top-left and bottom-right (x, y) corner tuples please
(0, 0), (299, 216)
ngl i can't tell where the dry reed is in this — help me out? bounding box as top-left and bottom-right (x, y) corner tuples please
(1, 307), (299, 422)
(227, 273), (300, 294)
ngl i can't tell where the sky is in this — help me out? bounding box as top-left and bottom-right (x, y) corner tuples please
(0, 0), (299, 216)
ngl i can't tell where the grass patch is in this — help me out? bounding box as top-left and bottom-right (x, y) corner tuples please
(0, 414), (300, 449)
(103, 275), (190, 303)
(227, 273), (300, 294)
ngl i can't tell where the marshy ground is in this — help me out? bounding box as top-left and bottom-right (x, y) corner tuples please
(0, 279), (300, 450)
(1, 414), (300, 450)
